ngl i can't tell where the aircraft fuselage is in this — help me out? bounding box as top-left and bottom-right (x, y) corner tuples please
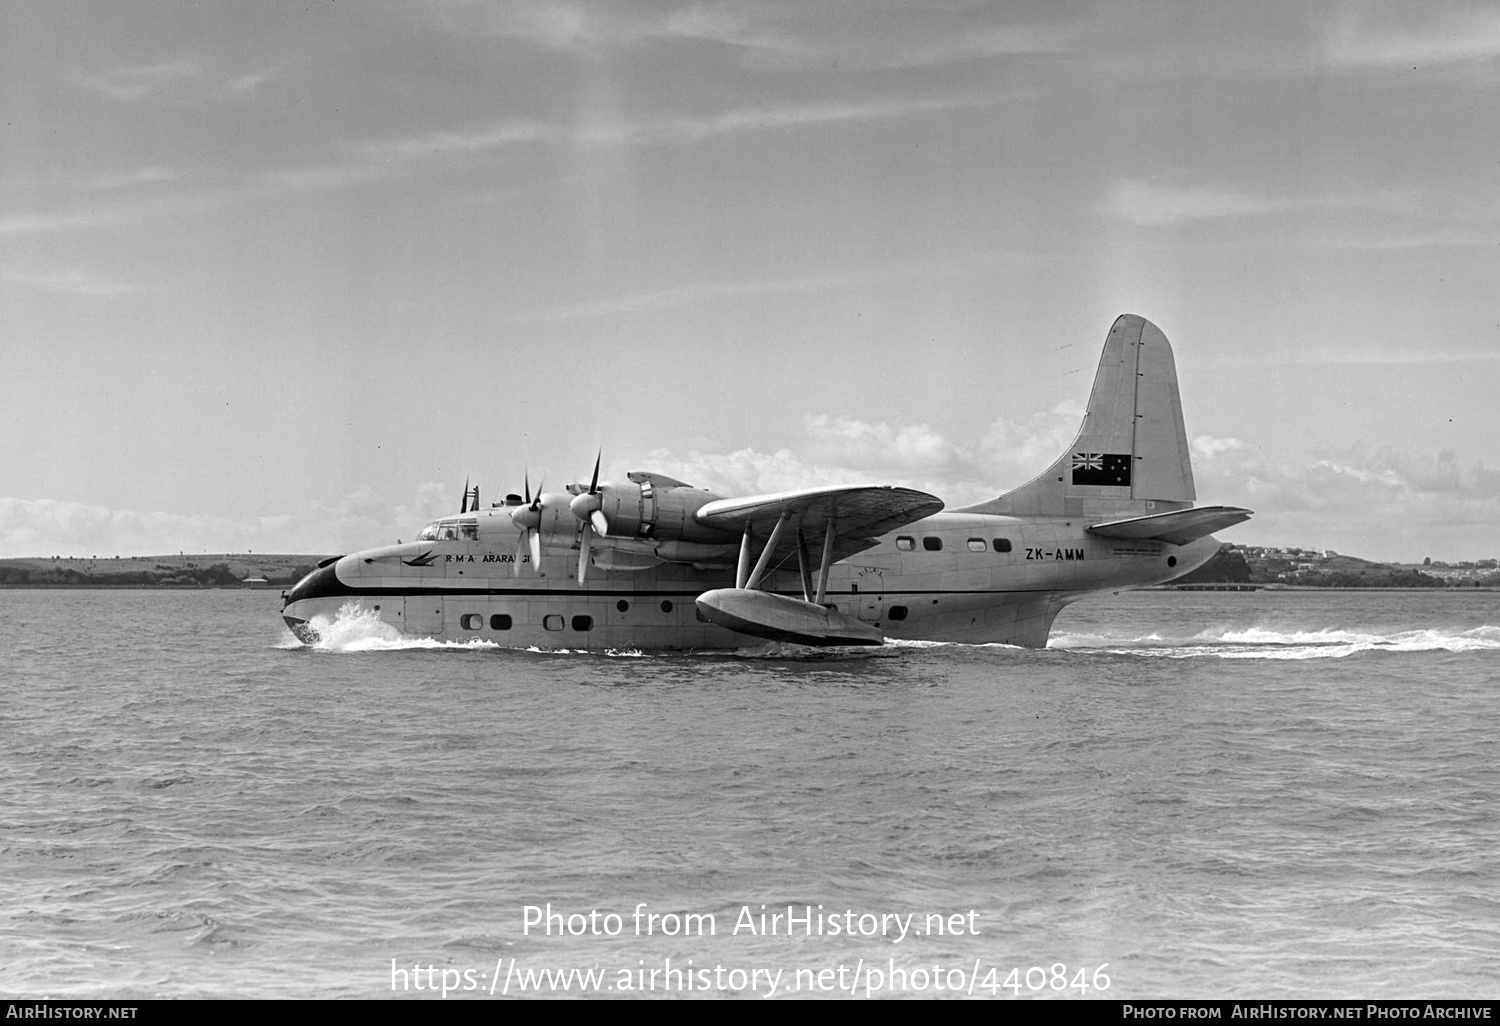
(280, 508), (1219, 650)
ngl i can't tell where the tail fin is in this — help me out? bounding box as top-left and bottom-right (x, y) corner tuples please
(958, 314), (1196, 518)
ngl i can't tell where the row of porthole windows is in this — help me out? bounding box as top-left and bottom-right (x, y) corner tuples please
(895, 536), (1014, 553)
(458, 600), (678, 633)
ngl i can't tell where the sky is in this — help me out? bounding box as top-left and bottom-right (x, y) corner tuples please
(3, 0), (1498, 563)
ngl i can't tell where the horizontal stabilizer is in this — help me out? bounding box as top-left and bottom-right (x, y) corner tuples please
(1087, 505), (1253, 546)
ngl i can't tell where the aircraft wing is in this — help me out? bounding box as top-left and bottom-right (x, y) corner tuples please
(696, 484), (944, 562)
(1087, 505), (1253, 546)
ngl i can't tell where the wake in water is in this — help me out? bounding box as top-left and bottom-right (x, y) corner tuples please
(280, 603), (1500, 661)
(1050, 624), (1500, 659)
(279, 603), (499, 653)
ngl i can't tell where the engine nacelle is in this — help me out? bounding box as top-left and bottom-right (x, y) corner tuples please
(586, 472), (734, 544)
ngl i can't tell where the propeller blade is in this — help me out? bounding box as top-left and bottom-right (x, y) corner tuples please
(569, 453), (607, 536)
(514, 532), (526, 577)
(529, 527), (542, 568)
(577, 522), (592, 585)
(461, 476), (470, 513)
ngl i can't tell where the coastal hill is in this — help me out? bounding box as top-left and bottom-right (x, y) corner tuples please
(0, 553), (331, 588)
(1174, 544), (1498, 588)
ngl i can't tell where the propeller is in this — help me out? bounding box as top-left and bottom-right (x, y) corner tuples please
(568, 452), (610, 536)
(459, 478), (479, 514)
(569, 452), (609, 585)
(510, 471), (545, 576)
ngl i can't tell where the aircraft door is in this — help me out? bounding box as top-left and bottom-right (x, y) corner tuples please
(854, 569), (884, 623)
(404, 597), (444, 635)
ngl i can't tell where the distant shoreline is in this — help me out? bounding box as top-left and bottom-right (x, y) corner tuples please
(0, 553), (329, 590)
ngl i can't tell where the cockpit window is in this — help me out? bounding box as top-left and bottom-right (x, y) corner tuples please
(416, 518), (477, 542)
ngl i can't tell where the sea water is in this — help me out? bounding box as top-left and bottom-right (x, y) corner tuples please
(1, 588), (1497, 999)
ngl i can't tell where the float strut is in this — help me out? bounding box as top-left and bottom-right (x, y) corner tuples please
(744, 511), (793, 591)
(796, 527), (814, 602)
(735, 527), (754, 589)
(814, 513), (836, 606)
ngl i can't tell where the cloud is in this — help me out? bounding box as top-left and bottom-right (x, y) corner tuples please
(1101, 176), (1421, 229)
(1101, 178), (1291, 226)
(307, 483), (456, 550)
(1323, 5), (1500, 71)
(0, 497), (299, 558)
(72, 56), (295, 105)
(878, 22), (1079, 69)
(81, 166), (182, 193)
(640, 403), (1087, 508)
(224, 63), (291, 97)
(72, 58), (206, 103)
(358, 92), (1006, 167)
(513, 264), (911, 322)
(0, 188), (224, 237)
(1, 268), (142, 298)
(416, 0), (812, 60)
(418, 1), (1081, 72)
(355, 119), (557, 164)
(0, 485), (457, 558)
(514, 247), (1017, 322)
(802, 415), (952, 473)
(1191, 439), (1500, 560)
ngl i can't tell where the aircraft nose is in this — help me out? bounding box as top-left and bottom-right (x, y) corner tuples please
(282, 557), (350, 608)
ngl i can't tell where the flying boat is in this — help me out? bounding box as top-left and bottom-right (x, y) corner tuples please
(282, 315), (1250, 650)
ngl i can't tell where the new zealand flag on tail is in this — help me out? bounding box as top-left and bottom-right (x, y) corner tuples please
(1071, 452), (1132, 486)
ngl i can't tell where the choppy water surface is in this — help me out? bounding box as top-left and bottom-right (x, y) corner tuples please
(2, 588), (1497, 999)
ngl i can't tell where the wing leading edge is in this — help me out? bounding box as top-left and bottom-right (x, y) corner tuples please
(696, 484), (944, 562)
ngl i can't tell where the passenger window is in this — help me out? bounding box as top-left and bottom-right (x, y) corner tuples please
(572, 615), (593, 632)
(993, 538), (1013, 553)
(460, 613), (482, 631)
(887, 605), (908, 621)
(490, 614), (512, 630)
(543, 615), (564, 631)
(923, 537), (943, 551)
(967, 539), (987, 552)
(896, 536), (915, 551)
